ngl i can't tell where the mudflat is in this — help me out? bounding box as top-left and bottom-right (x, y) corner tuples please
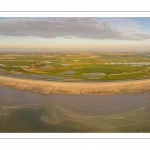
(0, 76), (150, 95)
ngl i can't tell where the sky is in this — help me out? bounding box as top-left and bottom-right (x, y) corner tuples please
(0, 17), (150, 52)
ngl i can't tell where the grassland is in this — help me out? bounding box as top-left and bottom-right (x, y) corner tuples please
(0, 52), (150, 81)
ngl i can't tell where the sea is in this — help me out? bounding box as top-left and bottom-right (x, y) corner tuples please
(0, 87), (150, 132)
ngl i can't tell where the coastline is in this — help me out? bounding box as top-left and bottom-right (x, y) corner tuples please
(0, 75), (150, 95)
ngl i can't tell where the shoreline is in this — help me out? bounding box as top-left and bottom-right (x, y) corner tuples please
(0, 75), (150, 95)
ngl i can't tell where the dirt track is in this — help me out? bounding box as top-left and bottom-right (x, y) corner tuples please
(0, 76), (150, 95)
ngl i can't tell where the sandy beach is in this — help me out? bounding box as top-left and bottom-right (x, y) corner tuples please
(0, 75), (150, 95)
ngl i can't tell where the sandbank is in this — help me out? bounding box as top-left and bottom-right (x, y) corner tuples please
(0, 76), (150, 95)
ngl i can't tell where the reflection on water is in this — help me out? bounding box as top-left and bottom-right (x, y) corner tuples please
(82, 73), (106, 76)
(60, 71), (76, 75)
(108, 62), (150, 65)
(0, 87), (150, 132)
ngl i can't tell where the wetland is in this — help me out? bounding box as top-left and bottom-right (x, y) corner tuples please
(1, 52), (150, 132)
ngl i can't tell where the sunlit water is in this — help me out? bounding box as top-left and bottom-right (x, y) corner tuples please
(0, 87), (150, 132)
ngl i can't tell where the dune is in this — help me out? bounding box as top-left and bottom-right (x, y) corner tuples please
(0, 76), (150, 95)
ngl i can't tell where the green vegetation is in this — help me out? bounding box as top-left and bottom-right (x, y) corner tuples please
(0, 52), (150, 81)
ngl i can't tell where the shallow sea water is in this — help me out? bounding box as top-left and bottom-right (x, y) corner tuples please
(0, 87), (150, 132)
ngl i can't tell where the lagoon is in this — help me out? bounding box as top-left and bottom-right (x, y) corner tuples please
(0, 87), (150, 132)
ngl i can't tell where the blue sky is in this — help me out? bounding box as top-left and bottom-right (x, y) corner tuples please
(121, 18), (150, 33)
(0, 17), (150, 51)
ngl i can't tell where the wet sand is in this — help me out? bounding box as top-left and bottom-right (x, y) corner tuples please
(0, 75), (150, 95)
(0, 87), (146, 113)
(0, 86), (150, 132)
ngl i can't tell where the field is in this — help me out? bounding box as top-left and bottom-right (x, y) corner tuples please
(0, 52), (150, 81)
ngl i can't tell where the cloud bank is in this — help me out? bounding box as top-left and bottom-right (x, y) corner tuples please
(0, 17), (150, 40)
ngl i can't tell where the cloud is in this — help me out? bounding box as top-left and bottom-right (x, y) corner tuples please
(55, 26), (63, 28)
(0, 17), (150, 40)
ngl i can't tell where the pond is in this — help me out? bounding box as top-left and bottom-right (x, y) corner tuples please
(108, 62), (150, 65)
(60, 71), (77, 75)
(45, 61), (52, 63)
(87, 78), (100, 80)
(82, 73), (106, 76)
(61, 64), (73, 67)
(0, 64), (5, 66)
(29, 74), (64, 80)
(130, 65), (143, 66)
(40, 66), (50, 69)
(0, 73), (65, 81)
(11, 66), (29, 68)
